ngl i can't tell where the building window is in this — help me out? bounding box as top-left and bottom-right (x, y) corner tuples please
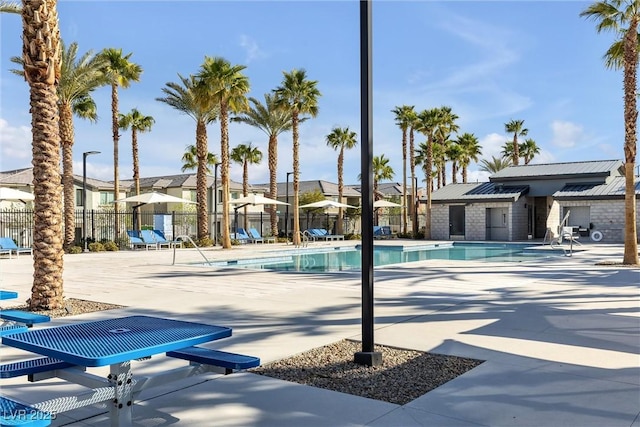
(100, 192), (114, 205)
(189, 190), (196, 202)
(76, 189), (84, 206)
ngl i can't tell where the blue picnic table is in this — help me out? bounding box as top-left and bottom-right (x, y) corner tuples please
(1, 315), (240, 426)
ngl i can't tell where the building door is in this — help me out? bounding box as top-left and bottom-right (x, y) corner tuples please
(449, 205), (465, 239)
(486, 207), (508, 240)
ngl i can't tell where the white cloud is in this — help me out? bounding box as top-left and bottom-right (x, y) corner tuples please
(239, 34), (267, 64)
(478, 132), (508, 160)
(0, 118), (31, 168)
(550, 120), (583, 148)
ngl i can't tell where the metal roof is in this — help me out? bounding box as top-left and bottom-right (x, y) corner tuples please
(431, 182), (529, 202)
(553, 176), (640, 199)
(489, 160), (623, 181)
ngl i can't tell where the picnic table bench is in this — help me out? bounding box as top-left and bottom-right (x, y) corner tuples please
(0, 315), (260, 427)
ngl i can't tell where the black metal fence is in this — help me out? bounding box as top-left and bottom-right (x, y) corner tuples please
(0, 209), (415, 248)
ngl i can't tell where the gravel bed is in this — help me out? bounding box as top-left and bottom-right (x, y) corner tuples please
(6, 298), (126, 317)
(251, 339), (484, 405)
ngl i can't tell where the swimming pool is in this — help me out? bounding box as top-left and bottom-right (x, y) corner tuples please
(203, 242), (564, 272)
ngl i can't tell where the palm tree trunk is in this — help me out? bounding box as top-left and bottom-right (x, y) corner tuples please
(425, 136), (433, 240)
(59, 102), (75, 248)
(292, 113), (301, 246)
(512, 134), (520, 165)
(196, 119), (209, 241)
(221, 105), (232, 249)
(402, 129), (407, 235)
(268, 134), (278, 238)
(23, 0), (64, 310)
(409, 127), (416, 236)
(111, 82), (120, 242)
(132, 128), (141, 230)
(243, 160), (249, 231)
(623, 20), (639, 265)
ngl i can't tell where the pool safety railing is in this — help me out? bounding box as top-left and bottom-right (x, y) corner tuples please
(296, 231), (310, 248)
(172, 235), (213, 266)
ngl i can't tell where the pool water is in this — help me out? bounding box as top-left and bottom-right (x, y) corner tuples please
(205, 243), (563, 272)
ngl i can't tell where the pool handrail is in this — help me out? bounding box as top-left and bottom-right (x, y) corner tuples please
(172, 235), (213, 266)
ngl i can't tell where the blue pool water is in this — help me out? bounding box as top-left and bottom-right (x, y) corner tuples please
(204, 242), (563, 272)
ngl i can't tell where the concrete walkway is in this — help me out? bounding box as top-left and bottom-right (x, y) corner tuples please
(0, 240), (638, 426)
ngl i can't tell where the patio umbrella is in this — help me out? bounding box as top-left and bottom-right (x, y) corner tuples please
(229, 193), (289, 207)
(299, 199), (355, 209)
(114, 192), (197, 205)
(113, 192), (196, 231)
(229, 194), (289, 234)
(0, 187), (35, 202)
(373, 199), (401, 208)
(300, 199), (356, 231)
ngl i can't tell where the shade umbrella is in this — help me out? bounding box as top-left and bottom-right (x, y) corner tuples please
(114, 192), (197, 205)
(299, 199), (356, 209)
(373, 199), (401, 208)
(113, 192), (196, 231)
(0, 187), (35, 202)
(229, 194), (289, 234)
(299, 200), (356, 231)
(229, 193), (289, 206)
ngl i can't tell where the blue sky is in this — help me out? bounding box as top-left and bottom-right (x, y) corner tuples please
(0, 1), (625, 187)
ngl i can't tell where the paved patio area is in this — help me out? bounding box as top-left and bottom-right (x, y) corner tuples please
(1, 240), (638, 426)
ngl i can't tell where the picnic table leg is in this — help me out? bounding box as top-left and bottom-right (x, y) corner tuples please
(109, 361), (134, 427)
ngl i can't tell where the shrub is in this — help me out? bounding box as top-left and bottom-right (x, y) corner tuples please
(197, 237), (213, 247)
(103, 241), (118, 251)
(89, 242), (105, 252)
(67, 246), (82, 254)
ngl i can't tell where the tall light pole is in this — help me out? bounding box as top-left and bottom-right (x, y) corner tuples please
(285, 171), (293, 243)
(213, 162), (221, 246)
(83, 151), (100, 252)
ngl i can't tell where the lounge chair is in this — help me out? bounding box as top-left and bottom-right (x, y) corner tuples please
(0, 237), (32, 257)
(140, 229), (171, 249)
(233, 228), (251, 244)
(127, 230), (157, 250)
(153, 230), (182, 248)
(249, 228), (276, 244)
(311, 228), (344, 241)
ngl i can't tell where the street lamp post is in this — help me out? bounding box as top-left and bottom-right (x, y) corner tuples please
(285, 171), (293, 243)
(213, 162), (221, 246)
(83, 151), (100, 252)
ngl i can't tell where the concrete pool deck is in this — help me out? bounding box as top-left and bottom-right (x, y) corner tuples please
(0, 240), (638, 426)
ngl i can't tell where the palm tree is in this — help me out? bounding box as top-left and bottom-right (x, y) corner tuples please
(415, 108), (439, 239)
(372, 154), (394, 226)
(22, 0), (64, 309)
(232, 94), (293, 237)
(231, 142), (263, 230)
(157, 74), (218, 240)
(581, 0), (639, 265)
(504, 119), (528, 166)
(447, 142), (463, 184)
(392, 104), (415, 234)
(326, 126), (358, 235)
(98, 48), (142, 243)
(197, 56), (250, 249)
(181, 145), (219, 173)
(12, 41), (107, 249)
(273, 69), (321, 246)
(0, 1), (20, 13)
(520, 138), (540, 165)
(407, 108), (419, 235)
(118, 108), (154, 196)
(455, 132), (482, 183)
(434, 106), (459, 188)
(479, 156), (513, 173)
